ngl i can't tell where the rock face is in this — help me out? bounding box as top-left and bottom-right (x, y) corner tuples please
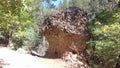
(41, 7), (89, 68)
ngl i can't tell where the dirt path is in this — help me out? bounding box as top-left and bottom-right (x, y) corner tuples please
(0, 47), (65, 68)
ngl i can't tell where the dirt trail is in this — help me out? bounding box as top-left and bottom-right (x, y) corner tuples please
(0, 47), (65, 68)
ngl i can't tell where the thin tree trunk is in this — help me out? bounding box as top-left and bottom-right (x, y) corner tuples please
(111, 0), (115, 10)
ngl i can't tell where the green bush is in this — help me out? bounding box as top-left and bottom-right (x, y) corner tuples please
(88, 10), (120, 67)
(0, 0), (41, 50)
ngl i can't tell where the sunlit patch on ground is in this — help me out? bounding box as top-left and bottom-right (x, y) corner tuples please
(0, 47), (65, 68)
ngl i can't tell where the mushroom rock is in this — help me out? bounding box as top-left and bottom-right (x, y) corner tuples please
(41, 7), (90, 68)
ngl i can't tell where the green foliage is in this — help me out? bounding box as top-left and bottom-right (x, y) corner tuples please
(60, 0), (70, 8)
(88, 9), (120, 67)
(0, 0), (41, 50)
(1, 1), (120, 66)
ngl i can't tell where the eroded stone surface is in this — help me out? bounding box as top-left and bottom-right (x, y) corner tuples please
(41, 7), (90, 68)
(42, 7), (89, 35)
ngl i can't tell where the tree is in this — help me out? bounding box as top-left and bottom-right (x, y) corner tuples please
(0, 0), (24, 46)
(88, 8), (120, 68)
(0, 0), (37, 49)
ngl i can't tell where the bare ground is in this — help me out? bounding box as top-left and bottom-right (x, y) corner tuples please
(0, 47), (65, 68)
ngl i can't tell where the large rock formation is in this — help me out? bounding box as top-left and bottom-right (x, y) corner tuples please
(41, 7), (90, 68)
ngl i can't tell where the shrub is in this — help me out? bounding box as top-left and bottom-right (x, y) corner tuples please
(88, 10), (120, 67)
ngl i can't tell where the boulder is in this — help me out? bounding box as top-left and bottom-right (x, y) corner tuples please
(41, 7), (90, 68)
